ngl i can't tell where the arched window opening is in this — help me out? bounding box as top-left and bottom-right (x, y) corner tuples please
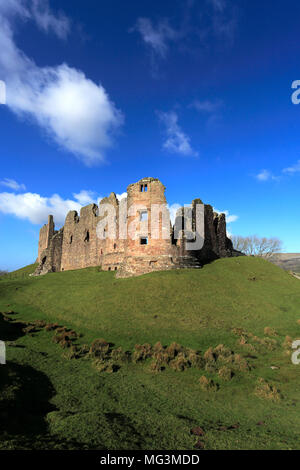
(84, 230), (90, 242)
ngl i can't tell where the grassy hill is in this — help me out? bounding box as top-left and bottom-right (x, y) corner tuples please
(1, 257), (300, 450)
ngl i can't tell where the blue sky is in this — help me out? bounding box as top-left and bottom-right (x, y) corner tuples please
(0, 0), (300, 270)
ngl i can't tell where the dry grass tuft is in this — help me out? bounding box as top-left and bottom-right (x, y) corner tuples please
(45, 323), (59, 331)
(93, 358), (119, 373)
(132, 343), (152, 362)
(264, 327), (278, 337)
(169, 352), (190, 372)
(90, 338), (110, 358)
(204, 347), (215, 363)
(199, 376), (218, 392)
(255, 378), (282, 401)
(218, 366), (233, 381)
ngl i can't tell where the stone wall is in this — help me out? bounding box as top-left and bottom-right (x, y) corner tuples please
(34, 177), (240, 277)
(38, 215), (55, 262)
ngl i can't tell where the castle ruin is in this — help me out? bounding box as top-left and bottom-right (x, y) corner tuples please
(34, 177), (238, 278)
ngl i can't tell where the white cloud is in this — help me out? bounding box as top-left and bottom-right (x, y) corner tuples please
(0, 0), (69, 38)
(0, 178), (26, 191)
(158, 110), (198, 157)
(0, 191), (82, 225)
(190, 99), (223, 113)
(131, 17), (179, 58)
(0, 187), (130, 226)
(256, 169), (273, 181)
(282, 160), (300, 174)
(0, 1), (123, 165)
(73, 190), (98, 206)
(255, 169), (281, 182)
(214, 207), (238, 224)
(116, 192), (127, 201)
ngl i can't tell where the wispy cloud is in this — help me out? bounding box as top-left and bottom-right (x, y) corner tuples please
(30, 0), (70, 38)
(158, 110), (198, 157)
(130, 17), (179, 59)
(255, 159), (300, 182)
(207, 0), (237, 42)
(0, 0), (123, 165)
(255, 169), (276, 182)
(131, 1), (238, 73)
(190, 99), (223, 114)
(208, 0), (226, 13)
(282, 160), (300, 174)
(0, 178), (26, 191)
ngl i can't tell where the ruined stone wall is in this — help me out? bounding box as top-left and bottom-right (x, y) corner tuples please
(35, 228), (63, 275)
(60, 204), (99, 271)
(34, 176), (240, 277)
(38, 215), (55, 262)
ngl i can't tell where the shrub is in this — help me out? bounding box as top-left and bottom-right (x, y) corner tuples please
(283, 336), (293, 349)
(110, 347), (130, 363)
(77, 344), (90, 357)
(132, 343), (152, 362)
(205, 362), (218, 373)
(199, 376), (218, 392)
(204, 347), (215, 363)
(45, 323), (59, 331)
(90, 338), (110, 358)
(32, 319), (46, 328)
(169, 352), (190, 372)
(93, 359), (119, 373)
(233, 354), (250, 372)
(255, 378), (282, 401)
(152, 341), (164, 358)
(264, 327), (278, 337)
(166, 342), (183, 360)
(232, 327), (247, 336)
(22, 325), (36, 335)
(188, 351), (205, 369)
(150, 359), (165, 372)
(62, 345), (78, 360)
(218, 366), (233, 381)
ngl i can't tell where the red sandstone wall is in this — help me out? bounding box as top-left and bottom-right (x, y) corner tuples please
(38, 215), (54, 262)
(35, 177), (236, 277)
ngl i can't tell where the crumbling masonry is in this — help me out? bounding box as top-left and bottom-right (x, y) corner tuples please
(34, 177), (239, 278)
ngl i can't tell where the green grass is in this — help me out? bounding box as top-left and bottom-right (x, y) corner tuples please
(1, 257), (300, 450)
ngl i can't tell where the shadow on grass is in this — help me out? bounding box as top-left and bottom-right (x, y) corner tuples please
(0, 314), (97, 449)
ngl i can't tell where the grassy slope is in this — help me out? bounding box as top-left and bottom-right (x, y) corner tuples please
(1, 257), (300, 450)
